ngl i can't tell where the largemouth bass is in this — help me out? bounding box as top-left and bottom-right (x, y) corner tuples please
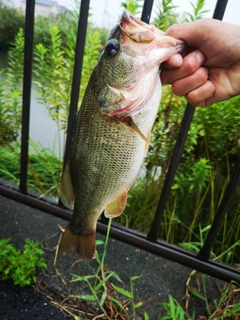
(59, 10), (184, 259)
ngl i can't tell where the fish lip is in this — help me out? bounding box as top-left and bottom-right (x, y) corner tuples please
(175, 40), (186, 53)
(121, 10), (140, 26)
(120, 10), (155, 43)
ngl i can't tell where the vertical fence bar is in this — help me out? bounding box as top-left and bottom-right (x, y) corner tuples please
(147, 103), (195, 241)
(212, 0), (228, 19)
(141, 0), (154, 23)
(63, 0), (90, 169)
(147, 0), (229, 242)
(19, 0), (35, 194)
(198, 157), (240, 259)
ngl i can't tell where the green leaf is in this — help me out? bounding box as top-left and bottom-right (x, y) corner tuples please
(226, 302), (240, 314)
(144, 312), (149, 320)
(111, 283), (132, 298)
(75, 294), (96, 301)
(94, 271), (115, 291)
(94, 250), (100, 264)
(95, 239), (104, 246)
(133, 301), (143, 308)
(106, 271), (122, 283)
(110, 297), (124, 309)
(131, 275), (142, 281)
(188, 287), (206, 301)
(71, 274), (95, 282)
(99, 291), (107, 307)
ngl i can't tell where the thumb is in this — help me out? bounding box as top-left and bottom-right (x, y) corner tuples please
(165, 18), (216, 48)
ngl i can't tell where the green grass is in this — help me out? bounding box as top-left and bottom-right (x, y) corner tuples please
(0, 141), (62, 198)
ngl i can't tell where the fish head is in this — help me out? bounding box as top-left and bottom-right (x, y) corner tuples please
(93, 10), (184, 117)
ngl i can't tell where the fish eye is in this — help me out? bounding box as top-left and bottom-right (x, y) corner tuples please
(105, 39), (119, 57)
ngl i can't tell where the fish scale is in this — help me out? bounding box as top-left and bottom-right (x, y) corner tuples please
(59, 10), (184, 259)
(70, 85), (144, 217)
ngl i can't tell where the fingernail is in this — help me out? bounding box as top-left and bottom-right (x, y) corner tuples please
(195, 50), (205, 65)
(172, 54), (183, 67)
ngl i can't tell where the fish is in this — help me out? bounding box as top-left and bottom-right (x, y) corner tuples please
(59, 10), (184, 259)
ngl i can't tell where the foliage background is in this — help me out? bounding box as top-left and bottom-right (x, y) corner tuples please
(0, 0), (239, 264)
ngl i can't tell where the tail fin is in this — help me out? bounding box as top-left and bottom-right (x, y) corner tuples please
(59, 224), (96, 259)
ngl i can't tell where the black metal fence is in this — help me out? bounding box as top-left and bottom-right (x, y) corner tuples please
(0, 0), (240, 283)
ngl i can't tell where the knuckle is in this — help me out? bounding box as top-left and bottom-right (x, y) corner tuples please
(187, 90), (201, 106)
(172, 80), (186, 96)
(184, 55), (200, 74)
(196, 67), (208, 84)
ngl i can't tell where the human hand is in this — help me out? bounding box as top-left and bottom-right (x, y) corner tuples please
(160, 18), (240, 107)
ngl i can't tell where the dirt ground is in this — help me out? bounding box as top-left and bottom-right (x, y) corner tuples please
(0, 194), (227, 319)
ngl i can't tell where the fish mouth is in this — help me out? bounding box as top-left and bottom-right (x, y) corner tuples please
(120, 10), (185, 51)
(174, 40), (185, 53)
(120, 10), (156, 43)
(103, 11), (185, 118)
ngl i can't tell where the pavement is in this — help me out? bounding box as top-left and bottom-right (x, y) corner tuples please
(0, 194), (225, 319)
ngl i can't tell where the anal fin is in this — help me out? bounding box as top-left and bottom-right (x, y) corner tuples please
(105, 188), (129, 218)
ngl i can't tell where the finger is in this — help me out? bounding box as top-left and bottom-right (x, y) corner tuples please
(172, 67), (208, 96)
(161, 54), (183, 69)
(161, 50), (205, 84)
(186, 80), (215, 107)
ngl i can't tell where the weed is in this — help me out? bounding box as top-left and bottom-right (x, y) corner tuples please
(0, 238), (47, 286)
(179, 224), (240, 264)
(159, 294), (194, 320)
(69, 218), (148, 319)
(183, 271), (240, 319)
(158, 274), (240, 319)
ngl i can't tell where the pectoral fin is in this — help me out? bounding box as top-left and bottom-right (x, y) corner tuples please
(105, 188), (129, 218)
(60, 161), (74, 210)
(128, 117), (153, 146)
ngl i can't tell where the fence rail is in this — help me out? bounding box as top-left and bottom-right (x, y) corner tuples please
(1, 0), (240, 283)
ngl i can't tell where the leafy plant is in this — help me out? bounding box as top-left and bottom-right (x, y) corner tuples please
(70, 219), (148, 319)
(159, 275), (240, 320)
(183, 272), (240, 319)
(179, 224), (240, 264)
(33, 10), (102, 131)
(159, 294), (194, 320)
(183, 0), (209, 22)
(0, 238), (47, 286)
(0, 28), (24, 145)
(0, 141), (62, 197)
(152, 0), (179, 31)
(0, 4), (25, 50)
(121, 0), (143, 17)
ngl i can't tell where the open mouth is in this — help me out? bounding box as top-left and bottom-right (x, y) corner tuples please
(120, 10), (155, 43)
(120, 10), (185, 51)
